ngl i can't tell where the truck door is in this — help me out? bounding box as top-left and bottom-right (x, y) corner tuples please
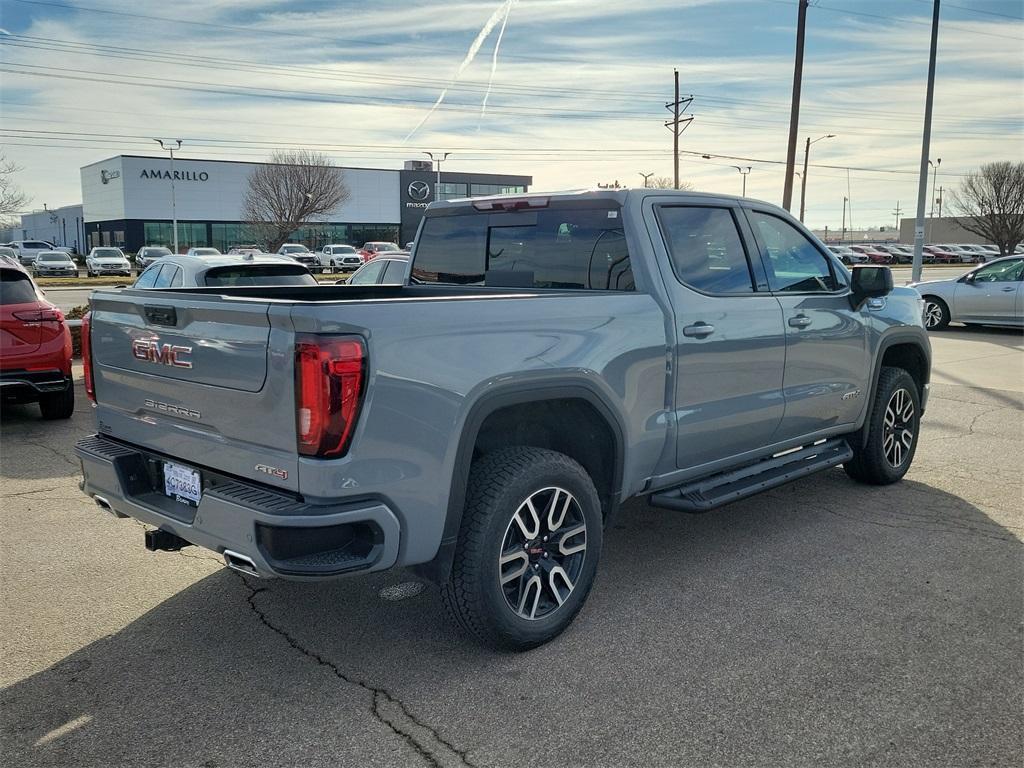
(648, 202), (787, 471)
(743, 208), (869, 442)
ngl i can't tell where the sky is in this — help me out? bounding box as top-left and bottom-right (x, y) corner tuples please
(0, 0), (1021, 230)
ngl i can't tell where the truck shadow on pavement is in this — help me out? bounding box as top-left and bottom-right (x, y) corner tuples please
(4, 472), (1022, 768)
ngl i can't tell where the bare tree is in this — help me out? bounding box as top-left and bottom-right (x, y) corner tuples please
(949, 161), (1024, 256)
(0, 153), (30, 225)
(242, 150), (349, 252)
(647, 175), (694, 191)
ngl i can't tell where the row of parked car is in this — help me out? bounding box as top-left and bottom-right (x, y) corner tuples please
(1, 239), (413, 278)
(827, 242), (1015, 266)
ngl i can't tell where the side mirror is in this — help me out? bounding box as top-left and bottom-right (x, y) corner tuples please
(849, 265), (893, 309)
(963, 272), (976, 283)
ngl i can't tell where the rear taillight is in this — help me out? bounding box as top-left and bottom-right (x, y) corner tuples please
(295, 335), (365, 458)
(82, 311), (96, 402)
(12, 307), (63, 323)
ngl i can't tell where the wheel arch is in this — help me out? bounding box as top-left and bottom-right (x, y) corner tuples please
(859, 332), (931, 448)
(410, 379), (627, 585)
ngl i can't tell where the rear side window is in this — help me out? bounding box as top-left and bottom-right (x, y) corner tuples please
(656, 206), (754, 294)
(412, 205), (634, 291)
(134, 265), (161, 288)
(0, 270), (37, 304)
(203, 265), (317, 286)
(349, 259), (387, 285)
(381, 259), (408, 284)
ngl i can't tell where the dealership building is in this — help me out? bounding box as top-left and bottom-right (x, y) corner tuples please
(79, 155), (531, 252)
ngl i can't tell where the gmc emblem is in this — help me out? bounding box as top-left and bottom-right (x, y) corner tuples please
(132, 339), (193, 369)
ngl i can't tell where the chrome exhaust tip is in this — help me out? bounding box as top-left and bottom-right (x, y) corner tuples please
(223, 550), (260, 577)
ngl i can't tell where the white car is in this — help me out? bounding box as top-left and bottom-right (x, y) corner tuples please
(32, 251), (78, 277)
(8, 240), (57, 266)
(86, 247), (132, 277)
(319, 244), (363, 272)
(185, 247), (223, 257)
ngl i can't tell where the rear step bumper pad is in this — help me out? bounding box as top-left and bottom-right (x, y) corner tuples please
(650, 438), (854, 512)
(74, 434), (401, 579)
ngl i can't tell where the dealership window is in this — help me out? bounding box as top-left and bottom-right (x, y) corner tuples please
(412, 204), (633, 291)
(471, 184), (527, 196)
(143, 222), (208, 252)
(435, 182), (468, 202)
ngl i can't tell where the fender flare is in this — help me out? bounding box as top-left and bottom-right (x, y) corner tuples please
(858, 330), (931, 448)
(410, 379), (628, 584)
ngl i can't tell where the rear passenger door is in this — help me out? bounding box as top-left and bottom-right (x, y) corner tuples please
(649, 202), (787, 471)
(744, 208), (869, 441)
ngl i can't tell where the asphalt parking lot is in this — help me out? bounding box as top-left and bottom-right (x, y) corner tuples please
(2, 326), (1021, 768)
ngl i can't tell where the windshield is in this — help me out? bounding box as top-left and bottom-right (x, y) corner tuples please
(94, 248), (123, 258)
(281, 245), (310, 253)
(38, 253), (71, 262)
(143, 248), (171, 257)
(191, 248), (220, 256)
(333, 246), (356, 253)
(204, 265), (318, 286)
(371, 243), (400, 252)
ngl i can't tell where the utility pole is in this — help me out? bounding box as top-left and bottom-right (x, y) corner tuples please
(732, 166), (752, 197)
(639, 172), (654, 188)
(155, 139), (182, 254)
(665, 68), (693, 190)
(937, 186), (943, 218)
(782, 0), (810, 211)
(912, 0), (940, 283)
(841, 196), (848, 242)
(892, 201), (902, 235)
(926, 157), (941, 242)
(799, 133), (836, 222)
(424, 151), (451, 200)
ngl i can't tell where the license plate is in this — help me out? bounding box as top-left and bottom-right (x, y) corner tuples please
(163, 461), (202, 506)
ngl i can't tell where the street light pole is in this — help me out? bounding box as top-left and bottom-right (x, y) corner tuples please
(639, 172), (654, 188)
(912, 0), (941, 283)
(799, 133), (836, 222)
(155, 139), (182, 253)
(732, 166), (752, 197)
(424, 151), (451, 201)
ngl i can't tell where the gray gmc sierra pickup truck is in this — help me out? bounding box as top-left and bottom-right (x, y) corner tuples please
(76, 190), (930, 650)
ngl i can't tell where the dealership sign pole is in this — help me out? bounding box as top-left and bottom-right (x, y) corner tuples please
(155, 139), (183, 254)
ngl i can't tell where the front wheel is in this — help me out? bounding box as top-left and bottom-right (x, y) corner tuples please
(441, 447), (603, 651)
(845, 367), (920, 485)
(922, 296), (950, 330)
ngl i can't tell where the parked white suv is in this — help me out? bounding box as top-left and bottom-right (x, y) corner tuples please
(320, 244), (363, 272)
(86, 247), (132, 277)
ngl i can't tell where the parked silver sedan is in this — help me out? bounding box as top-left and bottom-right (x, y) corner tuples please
(910, 255), (1023, 330)
(132, 253), (318, 289)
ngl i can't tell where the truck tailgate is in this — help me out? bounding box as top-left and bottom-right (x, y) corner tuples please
(89, 290), (300, 491)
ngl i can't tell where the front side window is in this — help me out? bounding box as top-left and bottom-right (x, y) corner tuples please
(134, 264), (161, 288)
(748, 211), (839, 293)
(972, 258), (1023, 282)
(656, 206), (754, 294)
(350, 259), (387, 285)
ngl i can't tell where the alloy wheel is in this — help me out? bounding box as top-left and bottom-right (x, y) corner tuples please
(923, 301), (944, 329)
(498, 486), (587, 621)
(883, 388), (916, 468)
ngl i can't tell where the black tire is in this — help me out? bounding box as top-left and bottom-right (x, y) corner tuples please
(39, 381), (75, 420)
(921, 295), (950, 330)
(441, 446), (603, 651)
(844, 367), (920, 485)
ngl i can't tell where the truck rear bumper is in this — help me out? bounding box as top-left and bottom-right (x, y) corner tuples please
(75, 434), (401, 580)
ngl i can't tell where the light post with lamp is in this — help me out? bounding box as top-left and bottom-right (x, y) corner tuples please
(799, 134), (835, 222)
(154, 139), (182, 253)
(733, 166), (752, 197)
(424, 151), (451, 201)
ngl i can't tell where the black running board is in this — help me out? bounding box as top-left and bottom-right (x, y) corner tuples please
(649, 438), (854, 513)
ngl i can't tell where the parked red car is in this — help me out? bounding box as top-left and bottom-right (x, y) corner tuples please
(357, 241), (403, 262)
(848, 245), (891, 264)
(0, 265), (74, 419)
(922, 245), (958, 264)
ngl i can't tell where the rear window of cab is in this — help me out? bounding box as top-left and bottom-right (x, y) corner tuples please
(411, 203), (634, 291)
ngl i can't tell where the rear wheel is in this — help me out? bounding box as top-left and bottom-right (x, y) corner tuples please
(441, 447), (602, 651)
(845, 367), (920, 485)
(39, 381), (75, 420)
(922, 296), (950, 330)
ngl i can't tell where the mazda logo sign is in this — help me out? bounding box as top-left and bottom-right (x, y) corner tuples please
(407, 181), (431, 201)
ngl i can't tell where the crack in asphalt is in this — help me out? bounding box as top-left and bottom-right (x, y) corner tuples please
(234, 575), (478, 768)
(821, 504), (1019, 543)
(19, 438), (80, 471)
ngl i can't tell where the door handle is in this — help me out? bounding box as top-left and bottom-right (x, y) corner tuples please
(788, 314), (812, 328)
(682, 322), (715, 338)
(1001, 286), (1015, 292)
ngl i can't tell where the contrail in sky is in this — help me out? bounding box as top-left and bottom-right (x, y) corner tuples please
(404, 0), (515, 143)
(479, 0), (516, 129)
